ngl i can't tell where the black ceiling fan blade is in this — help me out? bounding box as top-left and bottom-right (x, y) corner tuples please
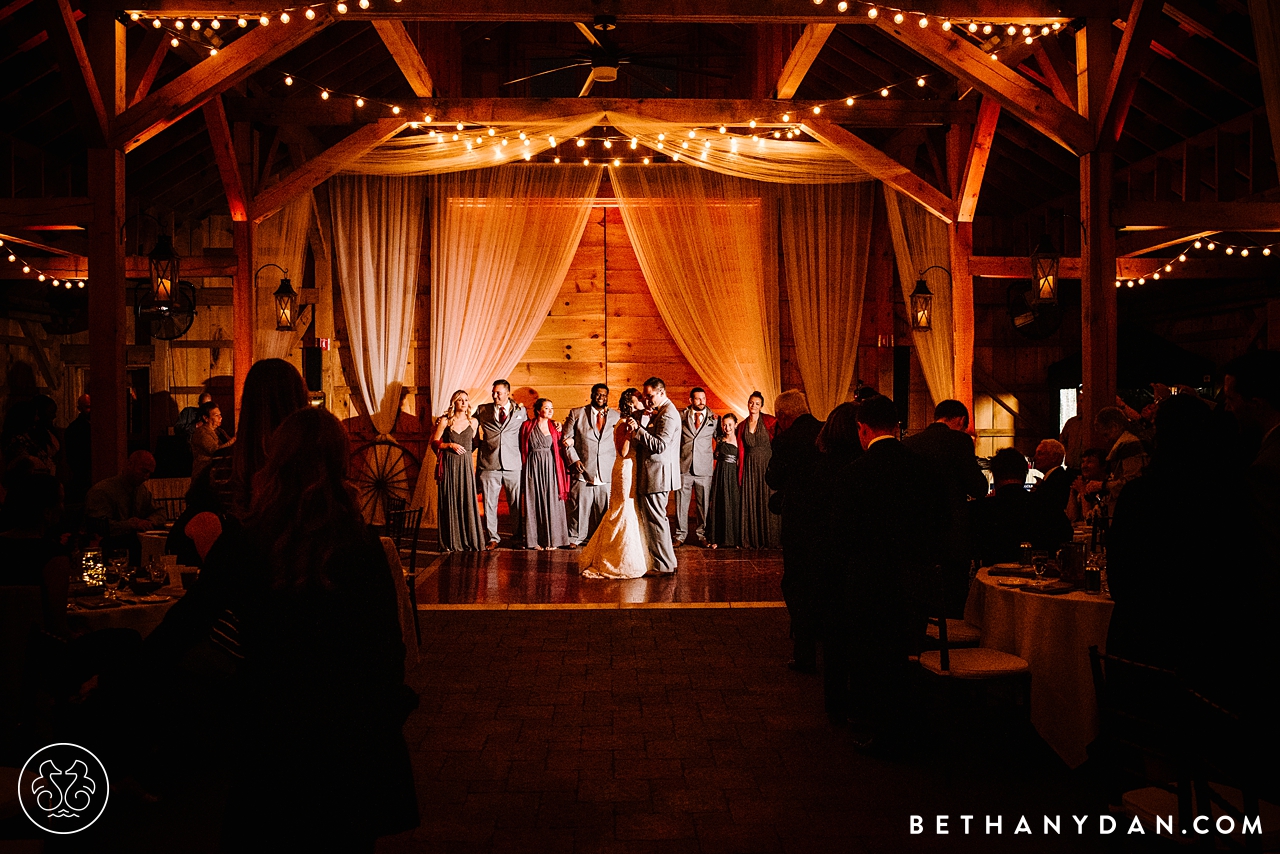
(501, 62), (591, 86)
(626, 60), (734, 80)
(619, 64), (673, 94)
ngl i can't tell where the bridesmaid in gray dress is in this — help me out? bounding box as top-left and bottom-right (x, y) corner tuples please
(431, 390), (485, 551)
(519, 398), (570, 550)
(737, 391), (781, 548)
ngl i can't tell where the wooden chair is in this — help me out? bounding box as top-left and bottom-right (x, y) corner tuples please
(1184, 688), (1274, 851)
(386, 505), (423, 643)
(156, 496), (186, 522)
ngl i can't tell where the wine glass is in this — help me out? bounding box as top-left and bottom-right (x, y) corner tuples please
(1031, 551), (1050, 581)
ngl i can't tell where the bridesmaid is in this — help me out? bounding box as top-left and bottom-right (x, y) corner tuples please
(706, 412), (740, 549)
(519, 398), (570, 550)
(737, 391), (780, 548)
(430, 390), (484, 551)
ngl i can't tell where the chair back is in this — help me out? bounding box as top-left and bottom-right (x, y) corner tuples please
(923, 565), (951, 672)
(156, 496), (186, 522)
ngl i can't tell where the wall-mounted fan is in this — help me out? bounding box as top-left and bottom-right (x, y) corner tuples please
(1007, 280), (1062, 340)
(135, 279), (196, 341)
(503, 16), (731, 96)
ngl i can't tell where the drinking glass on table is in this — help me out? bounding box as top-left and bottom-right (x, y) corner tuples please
(106, 550), (129, 598)
(1030, 550), (1051, 580)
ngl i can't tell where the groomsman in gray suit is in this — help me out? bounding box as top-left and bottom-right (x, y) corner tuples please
(675, 387), (718, 547)
(474, 379), (527, 550)
(561, 383), (620, 546)
(627, 377), (682, 574)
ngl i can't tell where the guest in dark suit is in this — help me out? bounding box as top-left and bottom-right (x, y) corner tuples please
(826, 395), (943, 750)
(902, 399), (987, 613)
(969, 448), (1072, 566)
(765, 390), (824, 673)
(1031, 438), (1074, 515)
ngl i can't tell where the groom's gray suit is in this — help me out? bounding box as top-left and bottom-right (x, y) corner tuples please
(631, 398), (682, 573)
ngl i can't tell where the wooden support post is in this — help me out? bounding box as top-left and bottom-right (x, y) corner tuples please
(1078, 20), (1117, 444)
(85, 9), (125, 481)
(233, 121), (255, 416)
(947, 122), (974, 417)
(1249, 0), (1280, 177)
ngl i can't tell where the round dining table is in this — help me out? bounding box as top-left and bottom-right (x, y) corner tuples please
(963, 567), (1114, 768)
(66, 587), (183, 638)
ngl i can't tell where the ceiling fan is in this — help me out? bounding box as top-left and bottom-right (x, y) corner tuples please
(501, 15), (733, 97)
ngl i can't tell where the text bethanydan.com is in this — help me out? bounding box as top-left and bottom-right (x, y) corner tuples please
(909, 814), (1262, 837)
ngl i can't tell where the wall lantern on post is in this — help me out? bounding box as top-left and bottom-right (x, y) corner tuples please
(913, 265), (950, 331)
(255, 263), (296, 331)
(148, 231), (179, 307)
(1029, 233), (1060, 305)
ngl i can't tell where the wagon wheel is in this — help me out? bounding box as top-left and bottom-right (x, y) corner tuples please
(351, 438), (418, 525)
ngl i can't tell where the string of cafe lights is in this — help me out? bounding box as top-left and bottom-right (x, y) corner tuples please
(1116, 235), (1278, 289)
(1, 239), (87, 290)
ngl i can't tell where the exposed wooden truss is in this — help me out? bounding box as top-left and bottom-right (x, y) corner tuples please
(373, 20), (435, 97)
(776, 24), (835, 99)
(957, 96), (1000, 222)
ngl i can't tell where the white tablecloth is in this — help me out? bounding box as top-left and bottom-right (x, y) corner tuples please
(66, 588), (183, 638)
(380, 536), (420, 669)
(964, 568), (1114, 768)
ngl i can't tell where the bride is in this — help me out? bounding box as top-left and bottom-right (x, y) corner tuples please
(579, 387), (650, 579)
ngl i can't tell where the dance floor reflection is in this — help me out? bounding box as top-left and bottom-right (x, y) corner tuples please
(417, 546), (785, 606)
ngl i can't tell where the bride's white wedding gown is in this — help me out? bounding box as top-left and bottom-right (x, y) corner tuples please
(579, 440), (649, 579)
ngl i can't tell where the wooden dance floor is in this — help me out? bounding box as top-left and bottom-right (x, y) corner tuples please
(415, 546), (786, 608)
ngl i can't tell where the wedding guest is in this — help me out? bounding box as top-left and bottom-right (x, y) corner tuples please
(1066, 448), (1108, 523)
(224, 359), (309, 519)
(431, 390), (485, 552)
(561, 384), (619, 546)
(766, 390), (824, 673)
(520, 398), (569, 550)
(969, 448), (1072, 565)
(675, 387), (718, 547)
(475, 379), (526, 550)
(1031, 438), (1072, 514)
(1224, 351), (1280, 570)
(1, 471), (71, 634)
(64, 394), (91, 504)
(1095, 406), (1149, 512)
(1058, 387), (1084, 469)
(164, 469), (224, 568)
(85, 450), (166, 561)
(189, 401), (232, 478)
(209, 407), (418, 848)
(737, 391), (779, 548)
(705, 413), (740, 549)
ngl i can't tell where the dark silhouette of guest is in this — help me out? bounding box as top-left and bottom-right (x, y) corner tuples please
(968, 448), (1071, 566)
(223, 359), (309, 519)
(85, 450), (166, 561)
(64, 394), (92, 503)
(1224, 351), (1280, 571)
(765, 390), (824, 673)
(1031, 438), (1073, 515)
(737, 391), (779, 548)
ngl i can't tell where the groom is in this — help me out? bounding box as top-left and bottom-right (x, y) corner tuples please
(627, 376), (682, 575)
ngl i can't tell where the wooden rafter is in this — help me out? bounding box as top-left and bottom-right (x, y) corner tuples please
(873, 16), (1092, 154)
(32, 255), (238, 277)
(42, 0), (108, 145)
(1097, 0), (1164, 147)
(969, 254), (1280, 278)
(1032, 37), (1077, 110)
(1251, 0), (1280, 181)
(1112, 201), (1280, 229)
(373, 20), (434, 97)
(803, 117), (956, 223)
(0, 231), (81, 256)
(0, 197), (93, 227)
(956, 96), (1000, 222)
(113, 15), (333, 152)
(1115, 228), (1217, 256)
(250, 119), (407, 223)
(202, 96), (248, 222)
(126, 27), (169, 107)
(776, 23), (835, 99)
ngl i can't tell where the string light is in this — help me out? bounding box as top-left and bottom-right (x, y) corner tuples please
(867, 6), (878, 18)
(284, 75), (293, 85)
(893, 12), (904, 23)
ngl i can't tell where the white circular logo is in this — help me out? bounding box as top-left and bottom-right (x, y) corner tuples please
(18, 743), (110, 834)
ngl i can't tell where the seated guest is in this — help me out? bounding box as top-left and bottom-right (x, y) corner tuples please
(164, 469), (225, 568)
(85, 451), (166, 560)
(969, 447), (1072, 565)
(1095, 406), (1149, 512)
(705, 413), (741, 549)
(519, 398), (570, 550)
(189, 401), (232, 479)
(1, 471), (71, 635)
(1066, 448), (1108, 523)
(1031, 438), (1072, 513)
(210, 407), (419, 848)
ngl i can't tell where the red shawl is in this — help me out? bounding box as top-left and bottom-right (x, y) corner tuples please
(519, 418), (570, 501)
(735, 413), (776, 483)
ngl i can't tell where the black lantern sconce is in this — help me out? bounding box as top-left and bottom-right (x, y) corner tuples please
(255, 263), (297, 331)
(912, 265), (951, 332)
(1029, 233), (1060, 306)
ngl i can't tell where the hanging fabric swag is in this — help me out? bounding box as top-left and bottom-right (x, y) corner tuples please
(329, 174), (428, 434)
(254, 191), (314, 362)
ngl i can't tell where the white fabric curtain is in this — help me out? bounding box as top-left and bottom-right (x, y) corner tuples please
(329, 175), (428, 434)
(883, 185), (954, 404)
(779, 182), (875, 419)
(610, 165), (780, 418)
(254, 191), (313, 361)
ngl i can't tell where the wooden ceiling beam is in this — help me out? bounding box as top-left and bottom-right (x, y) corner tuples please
(1032, 36), (1078, 110)
(0, 197), (94, 227)
(202, 95), (248, 222)
(31, 254), (239, 278)
(225, 96), (977, 127)
(41, 0), (108, 145)
(1097, 0), (1164, 148)
(112, 14), (333, 152)
(126, 27), (169, 107)
(1112, 200), (1280, 229)
(803, 116), (956, 222)
(872, 17), (1093, 154)
(129, 0), (1080, 24)
(957, 96), (1000, 222)
(0, 231), (82, 256)
(249, 118), (406, 223)
(969, 254), (1280, 277)
(775, 23), (835, 99)
(372, 20), (435, 97)
(1252, 0), (1280, 188)
(1115, 228), (1216, 255)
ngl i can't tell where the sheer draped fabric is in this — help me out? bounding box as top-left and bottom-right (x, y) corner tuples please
(329, 175), (427, 434)
(254, 192), (314, 362)
(883, 186), (955, 404)
(779, 182), (875, 419)
(609, 166), (780, 418)
(415, 164), (603, 521)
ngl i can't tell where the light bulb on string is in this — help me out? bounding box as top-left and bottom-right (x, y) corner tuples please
(1052, 22), (1061, 29)
(1025, 36), (1033, 44)
(982, 23), (992, 33)
(846, 97), (854, 105)
(1226, 247), (1233, 254)
(259, 15), (268, 25)
(583, 158), (590, 165)
(359, 0), (369, 7)
(613, 158), (620, 166)
(524, 152), (532, 161)
(522, 138), (529, 146)
(554, 157), (561, 164)
(22, 265), (30, 273)
(424, 115), (433, 123)
(918, 16), (928, 27)
(170, 37), (179, 47)
(130, 12), (140, 20)
(642, 157), (650, 164)
(152, 18), (161, 27)
(1152, 272), (1160, 279)
(77, 280), (85, 288)
(576, 138), (585, 147)
(942, 19), (951, 30)
(893, 12), (904, 23)
(6, 254), (13, 262)
(356, 97), (365, 107)
(1022, 26), (1032, 35)
(1194, 240), (1202, 248)
(548, 135), (556, 145)
(238, 16), (247, 25)
(1041, 26), (1050, 35)
(688, 129), (697, 138)
(1207, 242), (1216, 250)
(37, 274), (45, 282)
(456, 122), (464, 130)
(1007, 25), (1016, 35)
(837, 1), (847, 10)
(209, 47), (218, 56)
(211, 18), (220, 27)
(880, 87), (890, 97)
(305, 8), (315, 18)
(867, 7), (878, 18)
(191, 19), (200, 29)
(603, 139), (612, 148)
(1179, 254), (1187, 262)
(718, 125), (727, 133)
(1165, 265), (1173, 272)
(451, 133), (458, 141)
(279, 12), (289, 22)
(748, 120), (756, 128)
(682, 140), (690, 148)
(391, 105), (400, 115)
(917, 77), (925, 86)
(284, 75), (293, 85)
(518, 131), (526, 140)
(630, 138), (638, 149)
(991, 52), (999, 60)
(968, 22), (978, 31)
(1138, 277), (1146, 284)
(813, 105), (822, 114)
(1265, 248), (1272, 256)
(334, 3), (345, 13)
(174, 19), (184, 29)
(321, 89), (329, 99)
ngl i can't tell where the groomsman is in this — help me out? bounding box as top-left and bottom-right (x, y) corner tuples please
(561, 383), (620, 546)
(474, 379), (526, 550)
(675, 387), (718, 547)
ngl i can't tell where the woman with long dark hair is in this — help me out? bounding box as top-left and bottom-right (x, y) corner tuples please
(220, 406), (418, 849)
(519, 398), (570, 550)
(223, 358), (309, 519)
(737, 391), (779, 548)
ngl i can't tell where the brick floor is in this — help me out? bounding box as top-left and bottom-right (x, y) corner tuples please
(376, 609), (1123, 854)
